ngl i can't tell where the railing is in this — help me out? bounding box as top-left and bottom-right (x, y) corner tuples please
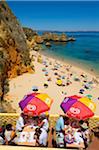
(0, 113), (99, 129)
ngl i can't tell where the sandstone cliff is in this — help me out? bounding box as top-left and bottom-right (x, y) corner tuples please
(0, 1), (34, 103)
(23, 27), (38, 41)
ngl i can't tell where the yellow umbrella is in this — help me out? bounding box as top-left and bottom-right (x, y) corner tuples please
(56, 79), (62, 86)
(79, 97), (96, 112)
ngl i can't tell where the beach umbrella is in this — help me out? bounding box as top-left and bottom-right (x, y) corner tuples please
(84, 83), (91, 89)
(61, 75), (65, 79)
(74, 77), (80, 82)
(80, 89), (84, 92)
(56, 79), (62, 86)
(79, 89), (85, 94)
(60, 95), (96, 120)
(70, 95), (81, 99)
(42, 68), (46, 72)
(45, 71), (49, 76)
(32, 86), (38, 92)
(86, 94), (93, 99)
(19, 93), (53, 116)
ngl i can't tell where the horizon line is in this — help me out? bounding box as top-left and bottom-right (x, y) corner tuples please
(26, 28), (99, 32)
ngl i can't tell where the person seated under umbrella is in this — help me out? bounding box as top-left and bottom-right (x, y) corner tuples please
(35, 114), (49, 146)
(4, 124), (17, 145)
(55, 115), (66, 147)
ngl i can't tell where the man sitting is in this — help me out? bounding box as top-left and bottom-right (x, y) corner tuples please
(55, 115), (66, 147)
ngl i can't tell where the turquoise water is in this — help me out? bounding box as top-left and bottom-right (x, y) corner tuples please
(41, 32), (99, 75)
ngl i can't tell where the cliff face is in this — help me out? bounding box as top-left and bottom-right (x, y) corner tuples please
(0, 1), (34, 102)
(23, 27), (38, 41)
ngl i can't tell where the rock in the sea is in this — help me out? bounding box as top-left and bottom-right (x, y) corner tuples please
(52, 33), (60, 41)
(42, 32), (76, 43)
(60, 33), (68, 42)
(42, 32), (53, 41)
(67, 37), (76, 41)
(45, 42), (51, 47)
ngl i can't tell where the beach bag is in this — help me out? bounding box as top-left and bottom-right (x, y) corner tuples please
(56, 132), (64, 147)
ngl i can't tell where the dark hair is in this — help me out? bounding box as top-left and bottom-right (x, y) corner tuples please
(6, 124), (12, 131)
(63, 116), (69, 121)
(79, 120), (84, 124)
(81, 128), (87, 132)
(65, 120), (69, 126)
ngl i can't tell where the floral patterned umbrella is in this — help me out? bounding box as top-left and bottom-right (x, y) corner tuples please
(19, 93), (53, 116)
(60, 95), (96, 120)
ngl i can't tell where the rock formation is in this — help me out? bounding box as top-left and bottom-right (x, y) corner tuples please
(0, 1), (34, 103)
(60, 33), (68, 42)
(34, 35), (44, 44)
(23, 30), (75, 50)
(52, 33), (60, 41)
(23, 27), (38, 41)
(42, 32), (53, 41)
(45, 42), (51, 47)
(41, 32), (75, 43)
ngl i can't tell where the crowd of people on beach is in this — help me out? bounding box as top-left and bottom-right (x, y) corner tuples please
(36, 52), (99, 99)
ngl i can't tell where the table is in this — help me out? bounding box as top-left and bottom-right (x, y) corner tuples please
(66, 143), (85, 148)
(17, 125), (37, 146)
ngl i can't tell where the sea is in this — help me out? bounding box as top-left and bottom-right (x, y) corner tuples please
(39, 31), (99, 76)
(7, 1), (99, 76)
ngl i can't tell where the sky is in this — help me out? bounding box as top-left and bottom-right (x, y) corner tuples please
(7, 1), (99, 31)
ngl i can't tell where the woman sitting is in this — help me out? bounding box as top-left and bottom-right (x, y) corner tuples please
(4, 124), (17, 145)
(74, 129), (84, 145)
(16, 113), (26, 132)
(80, 120), (91, 148)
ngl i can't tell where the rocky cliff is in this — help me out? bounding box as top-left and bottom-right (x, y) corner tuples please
(23, 27), (38, 41)
(0, 1), (34, 103)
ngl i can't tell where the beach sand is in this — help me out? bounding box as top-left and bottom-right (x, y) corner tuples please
(4, 50), (99, 115)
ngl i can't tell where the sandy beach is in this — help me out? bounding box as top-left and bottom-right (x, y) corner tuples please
(4, 50), (99, 115)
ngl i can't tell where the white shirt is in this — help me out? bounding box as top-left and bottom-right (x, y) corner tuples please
(74, 131), (84, 144)
(42, 119), (49, 131)
(16, 116), (24, 131)
(4, 130), (12, 141)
